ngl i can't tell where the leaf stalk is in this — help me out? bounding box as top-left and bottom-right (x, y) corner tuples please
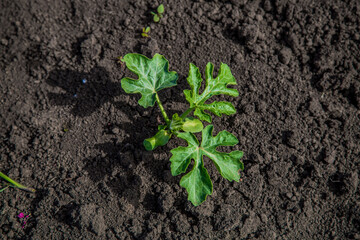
(155, 93), (170, 125)
(180, 107), (194, 119)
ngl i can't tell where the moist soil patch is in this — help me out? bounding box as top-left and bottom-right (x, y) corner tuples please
(1, 0), (359, 239)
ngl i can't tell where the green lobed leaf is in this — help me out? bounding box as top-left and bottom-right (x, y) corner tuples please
(121, 53), (178, 108)
(169, 125), (244, 206)
(184, 62), (239, 122)
(193, 101), (236, 122)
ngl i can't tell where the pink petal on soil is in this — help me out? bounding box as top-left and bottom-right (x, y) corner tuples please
(18, 213), (25, 218)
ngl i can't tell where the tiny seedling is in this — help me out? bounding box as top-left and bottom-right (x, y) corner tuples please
(151, 4), (164, 23)
(116, 56), (126, 69)
(121, 53), (244, 206)
(116, 56), (124, 64)
(0, 171), (36, 193)
(141, 27), (151, 38)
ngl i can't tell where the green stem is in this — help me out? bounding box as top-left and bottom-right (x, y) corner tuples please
(0, 171), (36, 193)
(155, 93), (170, 125)
(180, 107), (194, 119)
(0, 185), (10, 192)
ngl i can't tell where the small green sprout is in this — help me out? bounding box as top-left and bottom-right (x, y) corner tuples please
(116, 56), (126, 69)
(116, 56), (124, 64)
(151, 4), (164, 22)
(141, 27), (151, 38)
(0, 171), (36, 193)
(120, 53), (244, 206)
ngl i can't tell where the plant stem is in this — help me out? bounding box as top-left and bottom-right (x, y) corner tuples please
(0, 171), (36, 193)
(155, 93), (170, 125)
(180, 107), (194, 119)
(0, 185), (10, 192)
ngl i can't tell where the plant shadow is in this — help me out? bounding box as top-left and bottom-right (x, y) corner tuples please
(46, 66), (187, 208)
(82, 138), (168, 209)
(46, 67), (122, 117)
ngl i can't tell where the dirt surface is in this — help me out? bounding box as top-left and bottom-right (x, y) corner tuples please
(1, 0), (359, 239)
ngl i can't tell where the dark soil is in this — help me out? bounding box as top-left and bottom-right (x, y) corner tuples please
(1, 0), (359, 239)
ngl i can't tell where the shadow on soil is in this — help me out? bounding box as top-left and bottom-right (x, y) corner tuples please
(46, 67), (122, 117)
(46, 67), (186, 209)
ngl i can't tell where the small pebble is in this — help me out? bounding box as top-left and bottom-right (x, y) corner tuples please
(353, 233), (360, 240)
(325, 151), (336, 164)
(260, 213), (268, 223)
(256, 14), (263, 22)
(286, 192), (293, 199)
(1, 38), (8, 46)
(7, 230), (14, 238)
(279, 47), (292, 65)
(124, 18), (130, 26)
(354, 33), (360, 41)
(233, 52), (244, 63)
(112, 127), (120, 134)
(238, 24), (258, 45)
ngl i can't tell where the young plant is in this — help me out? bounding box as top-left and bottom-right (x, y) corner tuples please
(116, 56), (124, 65)
(120, 53), (244, 206)
(0, 171), (36, 193)
(141, 27), (151, 38)
(151, 4), (164, 23)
